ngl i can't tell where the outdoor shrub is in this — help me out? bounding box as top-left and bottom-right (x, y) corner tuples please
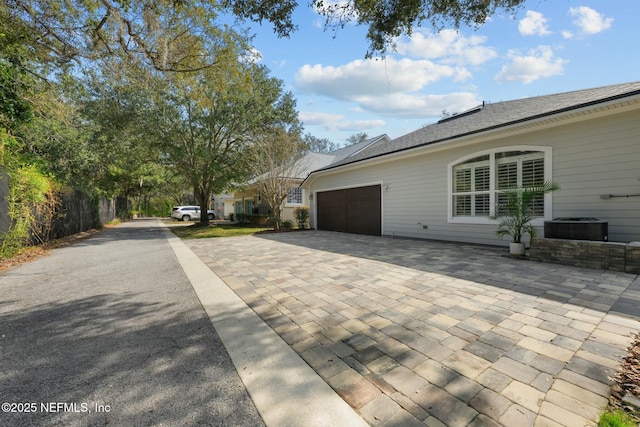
(235, 213), (251, 224)
(265, 216), (280, 229)
(282, 219), (293, 230)
(1, 162), (56, 259)
(294, 206), (309, 229)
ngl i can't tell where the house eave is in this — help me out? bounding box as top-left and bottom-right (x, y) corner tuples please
(301, 93), (640, 187)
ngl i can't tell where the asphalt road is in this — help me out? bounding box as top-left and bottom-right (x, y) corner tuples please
(0, 219), (265, 427)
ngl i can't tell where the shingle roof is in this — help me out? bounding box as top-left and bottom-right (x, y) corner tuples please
(293, 152), (335, 178)
(286, 134), (389, 179)
(328, 134), (390, 162)
(313, 81), (640, 173)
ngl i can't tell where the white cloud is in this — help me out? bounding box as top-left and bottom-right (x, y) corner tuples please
(518, 11), (551, 36)
(495, 46), (567, 84)
(295, 57), (481, 118)
(395, 29), (497, 66)
(293, 34), (490, 120)
(562, 30), (574, 39)
(356, 92), (480, 118)
(299, 111), (385, 131)
(295, 57), (462, 101)
(300, 92), (479, 122)
(569, 6), (613, 34)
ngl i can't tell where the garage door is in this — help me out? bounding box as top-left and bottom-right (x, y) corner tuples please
(316, 185), (381, 236)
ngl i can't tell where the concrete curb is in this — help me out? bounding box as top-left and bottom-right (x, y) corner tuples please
(162, 224), (367, 427)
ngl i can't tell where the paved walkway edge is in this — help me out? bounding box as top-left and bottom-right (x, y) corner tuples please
(163, 225), (367, 427)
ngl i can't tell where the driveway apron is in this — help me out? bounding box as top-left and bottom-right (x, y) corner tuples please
(186, 230), (640, 427)
(0, 219), (264, 427)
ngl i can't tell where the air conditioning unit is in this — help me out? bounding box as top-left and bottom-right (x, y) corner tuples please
(544, 218), (608, 241)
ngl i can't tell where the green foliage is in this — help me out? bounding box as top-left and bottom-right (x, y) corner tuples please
(492, 181), (559, 243)
(598, 410), (636, 427)
(5, 0), (526, 67)
(0, 59), (32, 127)
(223, 0), (525, 56)
(0, 145), (56, 259)
(281, 219), (293, 230)
(265, 216), (280, 229)
(4, 0), (239, 73)
(235, 213), (252, 224)
(153, 54), (300, 226)
(303, 133), (338, 154)
(1, 0), (307, 250)
(138, 197), (174, 217)
(294, 206), (309, 229)
(345, 132), (368, 146)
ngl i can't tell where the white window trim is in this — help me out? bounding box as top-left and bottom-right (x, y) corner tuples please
(447, 146), (553, 225)
(285, 187), (304, 207)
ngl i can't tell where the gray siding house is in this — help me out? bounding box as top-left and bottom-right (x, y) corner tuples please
(301, 81), (640, 247)
(232, 134), (390, 223)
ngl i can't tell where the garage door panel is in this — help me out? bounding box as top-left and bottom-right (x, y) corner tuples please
(317, 185), (381, 236)
(317, 189), (346, 232)
(346, 200), (380, 234)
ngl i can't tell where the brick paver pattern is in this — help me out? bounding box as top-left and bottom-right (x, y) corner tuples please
(186, 231), (640, 427)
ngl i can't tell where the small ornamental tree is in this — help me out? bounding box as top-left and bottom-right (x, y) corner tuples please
(248, 127), (306, 229)
(294, 207), (309, 229)
(492, 181), (559, 244)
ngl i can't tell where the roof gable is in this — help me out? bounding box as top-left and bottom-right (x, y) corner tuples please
(328, 134), (390, 162)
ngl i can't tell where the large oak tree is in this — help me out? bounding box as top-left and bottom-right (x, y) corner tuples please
(151, 51), (300, 225)
(5, 0), (527, 62)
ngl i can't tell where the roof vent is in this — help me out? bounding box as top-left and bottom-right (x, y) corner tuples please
(437, 104), (483, 124)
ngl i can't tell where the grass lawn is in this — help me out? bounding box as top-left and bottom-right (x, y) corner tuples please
(169, 222), (271, 239)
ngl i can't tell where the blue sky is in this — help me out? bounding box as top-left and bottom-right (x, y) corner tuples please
(240, 1), (640, 145)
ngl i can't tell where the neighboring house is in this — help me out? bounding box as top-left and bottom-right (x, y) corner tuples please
(211, 193), (235, 219)
(301, 81), (640, 246)
(233, 134), (390, 222)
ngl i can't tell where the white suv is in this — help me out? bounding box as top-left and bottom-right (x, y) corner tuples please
(171, 206), (216, 221)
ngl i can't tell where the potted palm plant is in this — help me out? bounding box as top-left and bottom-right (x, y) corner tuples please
(493, 181), (559, 256)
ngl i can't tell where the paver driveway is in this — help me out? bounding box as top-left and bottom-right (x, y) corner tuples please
(186, 230), (640, 427)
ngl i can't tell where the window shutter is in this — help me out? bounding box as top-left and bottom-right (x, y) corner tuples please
(474, 194), (490, 215)
(455, 195), (471, 216)
(455, 168), (471, 192)
(497, 162), (517, 189)
(474, 166), (490, 191)
(522, 158), (544, 187)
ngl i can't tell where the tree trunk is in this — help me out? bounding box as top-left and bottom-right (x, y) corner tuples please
(272, 205), (282, 229)
(198, 187), (210, 226)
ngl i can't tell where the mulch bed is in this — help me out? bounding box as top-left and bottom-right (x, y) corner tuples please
(609, 332), (640, 422)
